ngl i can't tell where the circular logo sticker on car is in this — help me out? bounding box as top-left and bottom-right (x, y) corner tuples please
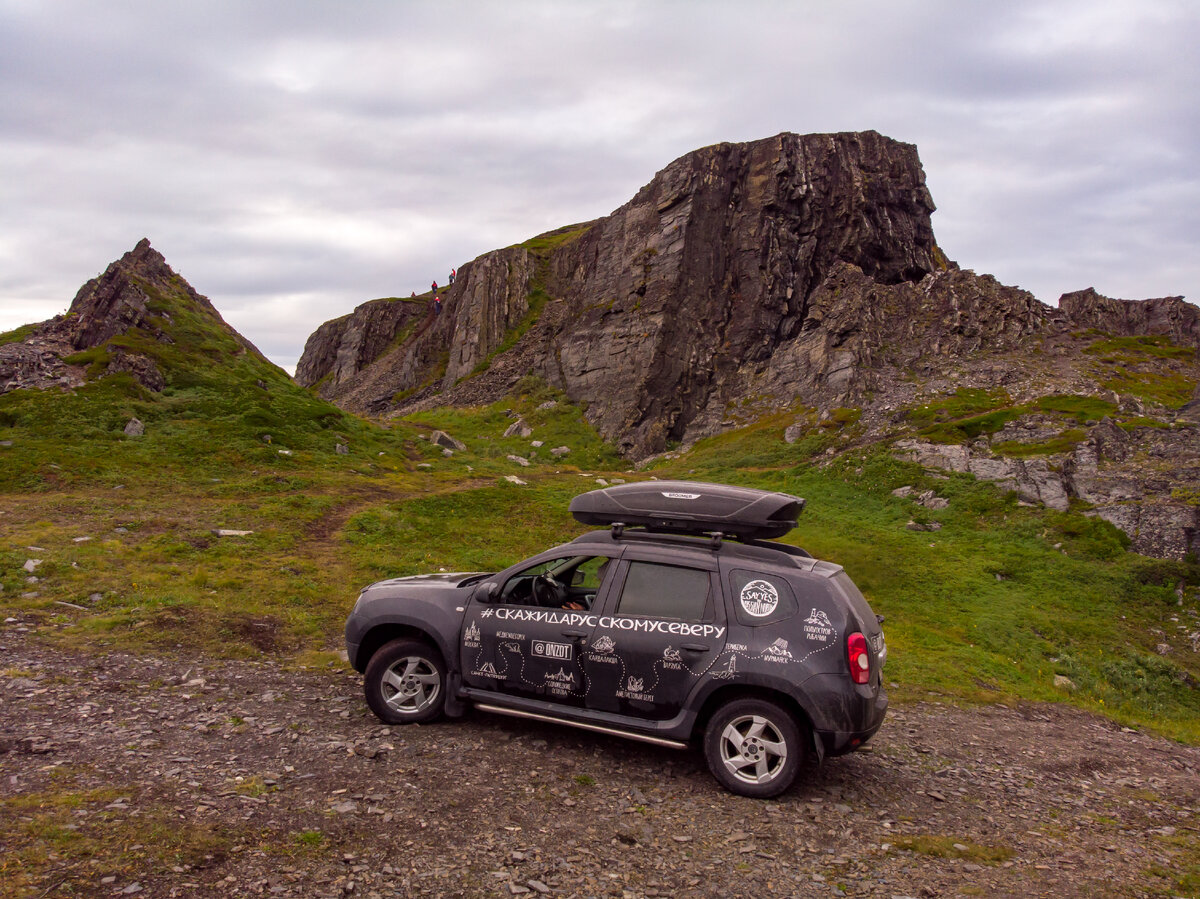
(740, 579), (779, 617)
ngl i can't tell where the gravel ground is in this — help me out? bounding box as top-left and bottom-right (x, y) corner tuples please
(2, 624), (1198, 899)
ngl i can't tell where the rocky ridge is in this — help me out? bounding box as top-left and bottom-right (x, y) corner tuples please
(0, 238), (267, 396)
(297, 130), (1199, 559)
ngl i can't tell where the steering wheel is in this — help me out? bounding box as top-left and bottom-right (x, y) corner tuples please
(533, 573), (563, 607)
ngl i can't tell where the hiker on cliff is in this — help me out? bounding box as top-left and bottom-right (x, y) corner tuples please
(449, 268), (456, 284)
(431, 280), (438, 292)
(434, 296), (442, 315)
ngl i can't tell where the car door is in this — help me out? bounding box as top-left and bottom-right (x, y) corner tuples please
(581, 553), (725, 721)
(461, 553), (615, 707)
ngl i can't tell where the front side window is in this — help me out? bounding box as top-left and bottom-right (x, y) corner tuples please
(499, 555), (611, 610)
(616, 561), (711, 621)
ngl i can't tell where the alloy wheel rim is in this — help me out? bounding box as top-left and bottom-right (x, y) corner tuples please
(381, 656), (440, 714)
(719, 714), (788, 784)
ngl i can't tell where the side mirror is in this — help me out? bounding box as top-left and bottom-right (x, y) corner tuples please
(474, 582), (499, 603)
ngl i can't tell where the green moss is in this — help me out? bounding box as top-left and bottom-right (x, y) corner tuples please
(920, 408), (1022, 444)
(891, 835), (1015, 864)
(1085, 334), (1196, 362)
(1033, 394), (1118, 424)
(518, 223), (592, 255)
(1102, 369), (1195, 409)
(992, 429), (1088, 457)
(905, 388), (1013, 431)
(0, 323), (38, 347)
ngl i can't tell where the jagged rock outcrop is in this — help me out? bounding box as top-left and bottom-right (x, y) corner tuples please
(297, 130), (1199, 558)
(295, 296), (426, 391)
(1, 238), (266, 395)
(300, 131), (944, 451)
(1059, 288), (1200, 347)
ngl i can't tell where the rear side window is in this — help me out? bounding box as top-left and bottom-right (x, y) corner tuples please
(728, 569), (798, 627)
(616, 562), (711, 621)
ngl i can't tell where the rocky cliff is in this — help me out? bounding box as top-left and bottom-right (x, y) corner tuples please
(296, 130), (1199, 559)
(298, 131), (943, 448)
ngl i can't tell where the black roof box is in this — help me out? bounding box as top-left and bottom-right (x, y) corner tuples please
(569, 480), (804, 540)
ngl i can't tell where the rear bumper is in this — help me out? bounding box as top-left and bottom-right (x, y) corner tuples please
(815, 687), (888, 756)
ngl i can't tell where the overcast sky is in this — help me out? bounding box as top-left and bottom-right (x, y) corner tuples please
(2, 1), (1197, 373)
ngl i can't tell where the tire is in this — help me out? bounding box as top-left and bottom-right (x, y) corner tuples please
(364, 639), (446, 725)
(703, 698), (804, 798)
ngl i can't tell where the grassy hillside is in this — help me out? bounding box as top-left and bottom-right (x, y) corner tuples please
(1, 325), (1197, 742)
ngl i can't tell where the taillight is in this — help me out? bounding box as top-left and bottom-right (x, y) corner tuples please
(847, 632), (870, 685)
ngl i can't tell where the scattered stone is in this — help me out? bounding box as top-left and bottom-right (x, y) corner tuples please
(417, 463), (433, 469)
(278, 449), (293, 456)
(504, 475), (528, 486)
(550, 446), (570, 458)
(123, 418), (145, 437)
(213, 529), (253, 537)
(23, 559), (42, 573)
(73, 536), (92, 543)
(535, 401), (558, 411)
(336, 443), (349, 455)
(430, 430), (467, 452)
(916, 491), (949, 510)
(892, 486), (914, 498)
(504, 419), (533, 439)
(507, 455), (531, 467)
(531, 440), (544, 448)
(905, 521), (942, 532)
(442, 448), (454, 457)
(1053, 675), (1077, 691)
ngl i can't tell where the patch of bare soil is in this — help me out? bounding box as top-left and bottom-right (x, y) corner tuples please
(1, 624), (1197, 899)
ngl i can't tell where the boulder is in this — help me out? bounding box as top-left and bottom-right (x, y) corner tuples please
(429, 430), (466, 452)
(503, 419), (533, 438)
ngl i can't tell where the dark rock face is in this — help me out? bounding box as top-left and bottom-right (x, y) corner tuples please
(294, 297), (426, 392)
(1, 238), (261, 395)
(300, 131), (943, 454)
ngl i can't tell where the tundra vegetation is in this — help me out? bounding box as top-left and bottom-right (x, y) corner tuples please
(1, 316), (1197, 744)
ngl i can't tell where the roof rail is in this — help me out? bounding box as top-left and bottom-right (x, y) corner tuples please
(570, 527), (814, 561)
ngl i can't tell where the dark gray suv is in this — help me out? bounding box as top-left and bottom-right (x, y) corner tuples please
(345, 480), (888, 797)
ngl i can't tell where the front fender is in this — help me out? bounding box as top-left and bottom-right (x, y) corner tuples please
(345, 602), (463, 674)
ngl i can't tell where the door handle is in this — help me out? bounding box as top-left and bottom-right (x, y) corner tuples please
(681, 643), (709, 652)
(562, 629), (589, 638)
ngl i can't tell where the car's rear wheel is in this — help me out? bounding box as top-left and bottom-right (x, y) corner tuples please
(703, 698), (804, 798)
(364, 639), (446, 724)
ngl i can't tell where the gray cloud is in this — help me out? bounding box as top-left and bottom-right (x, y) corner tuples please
(1, 0), (1196, 373)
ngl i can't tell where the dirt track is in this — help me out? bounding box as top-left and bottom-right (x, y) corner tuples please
(2, 624), (1197, 898)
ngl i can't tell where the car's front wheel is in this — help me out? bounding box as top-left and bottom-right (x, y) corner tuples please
(364, 639), (446, 724)
(703, 698), (804, 798)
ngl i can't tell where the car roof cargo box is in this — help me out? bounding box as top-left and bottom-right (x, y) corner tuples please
(569, 480), (804, 540)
